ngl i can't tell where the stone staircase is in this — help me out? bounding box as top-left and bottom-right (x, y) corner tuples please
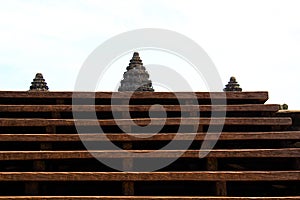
(0, 91), (299, 199)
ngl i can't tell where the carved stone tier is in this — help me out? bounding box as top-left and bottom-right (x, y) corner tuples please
(118, 52), (154, 92)
(29, 73), (49, 91)
(224, 76), (242, 92)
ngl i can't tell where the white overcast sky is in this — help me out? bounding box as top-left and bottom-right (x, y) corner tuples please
(0, 0), (299, 108)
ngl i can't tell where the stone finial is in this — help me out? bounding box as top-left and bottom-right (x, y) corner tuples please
(280, 104), (288, 110)
(118, 52), (154, 92)
(29, 73), (49, 91)
(223, 76), (242, 92)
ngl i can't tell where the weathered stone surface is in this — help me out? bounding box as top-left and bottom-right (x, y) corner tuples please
(223, 76), (242, 92)
(118, 52), (154, 92)
(29, 73), (49, 91)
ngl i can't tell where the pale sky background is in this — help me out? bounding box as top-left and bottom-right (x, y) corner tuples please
(0, 0), (299, 108)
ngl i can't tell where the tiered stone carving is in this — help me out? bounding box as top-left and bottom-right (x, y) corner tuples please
(223, 76), (242, 92)
(118, 52), (154, 92)
(29, 73), (49, 91)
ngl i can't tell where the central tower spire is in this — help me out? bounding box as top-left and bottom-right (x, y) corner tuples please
(118, 52), (154, 92)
